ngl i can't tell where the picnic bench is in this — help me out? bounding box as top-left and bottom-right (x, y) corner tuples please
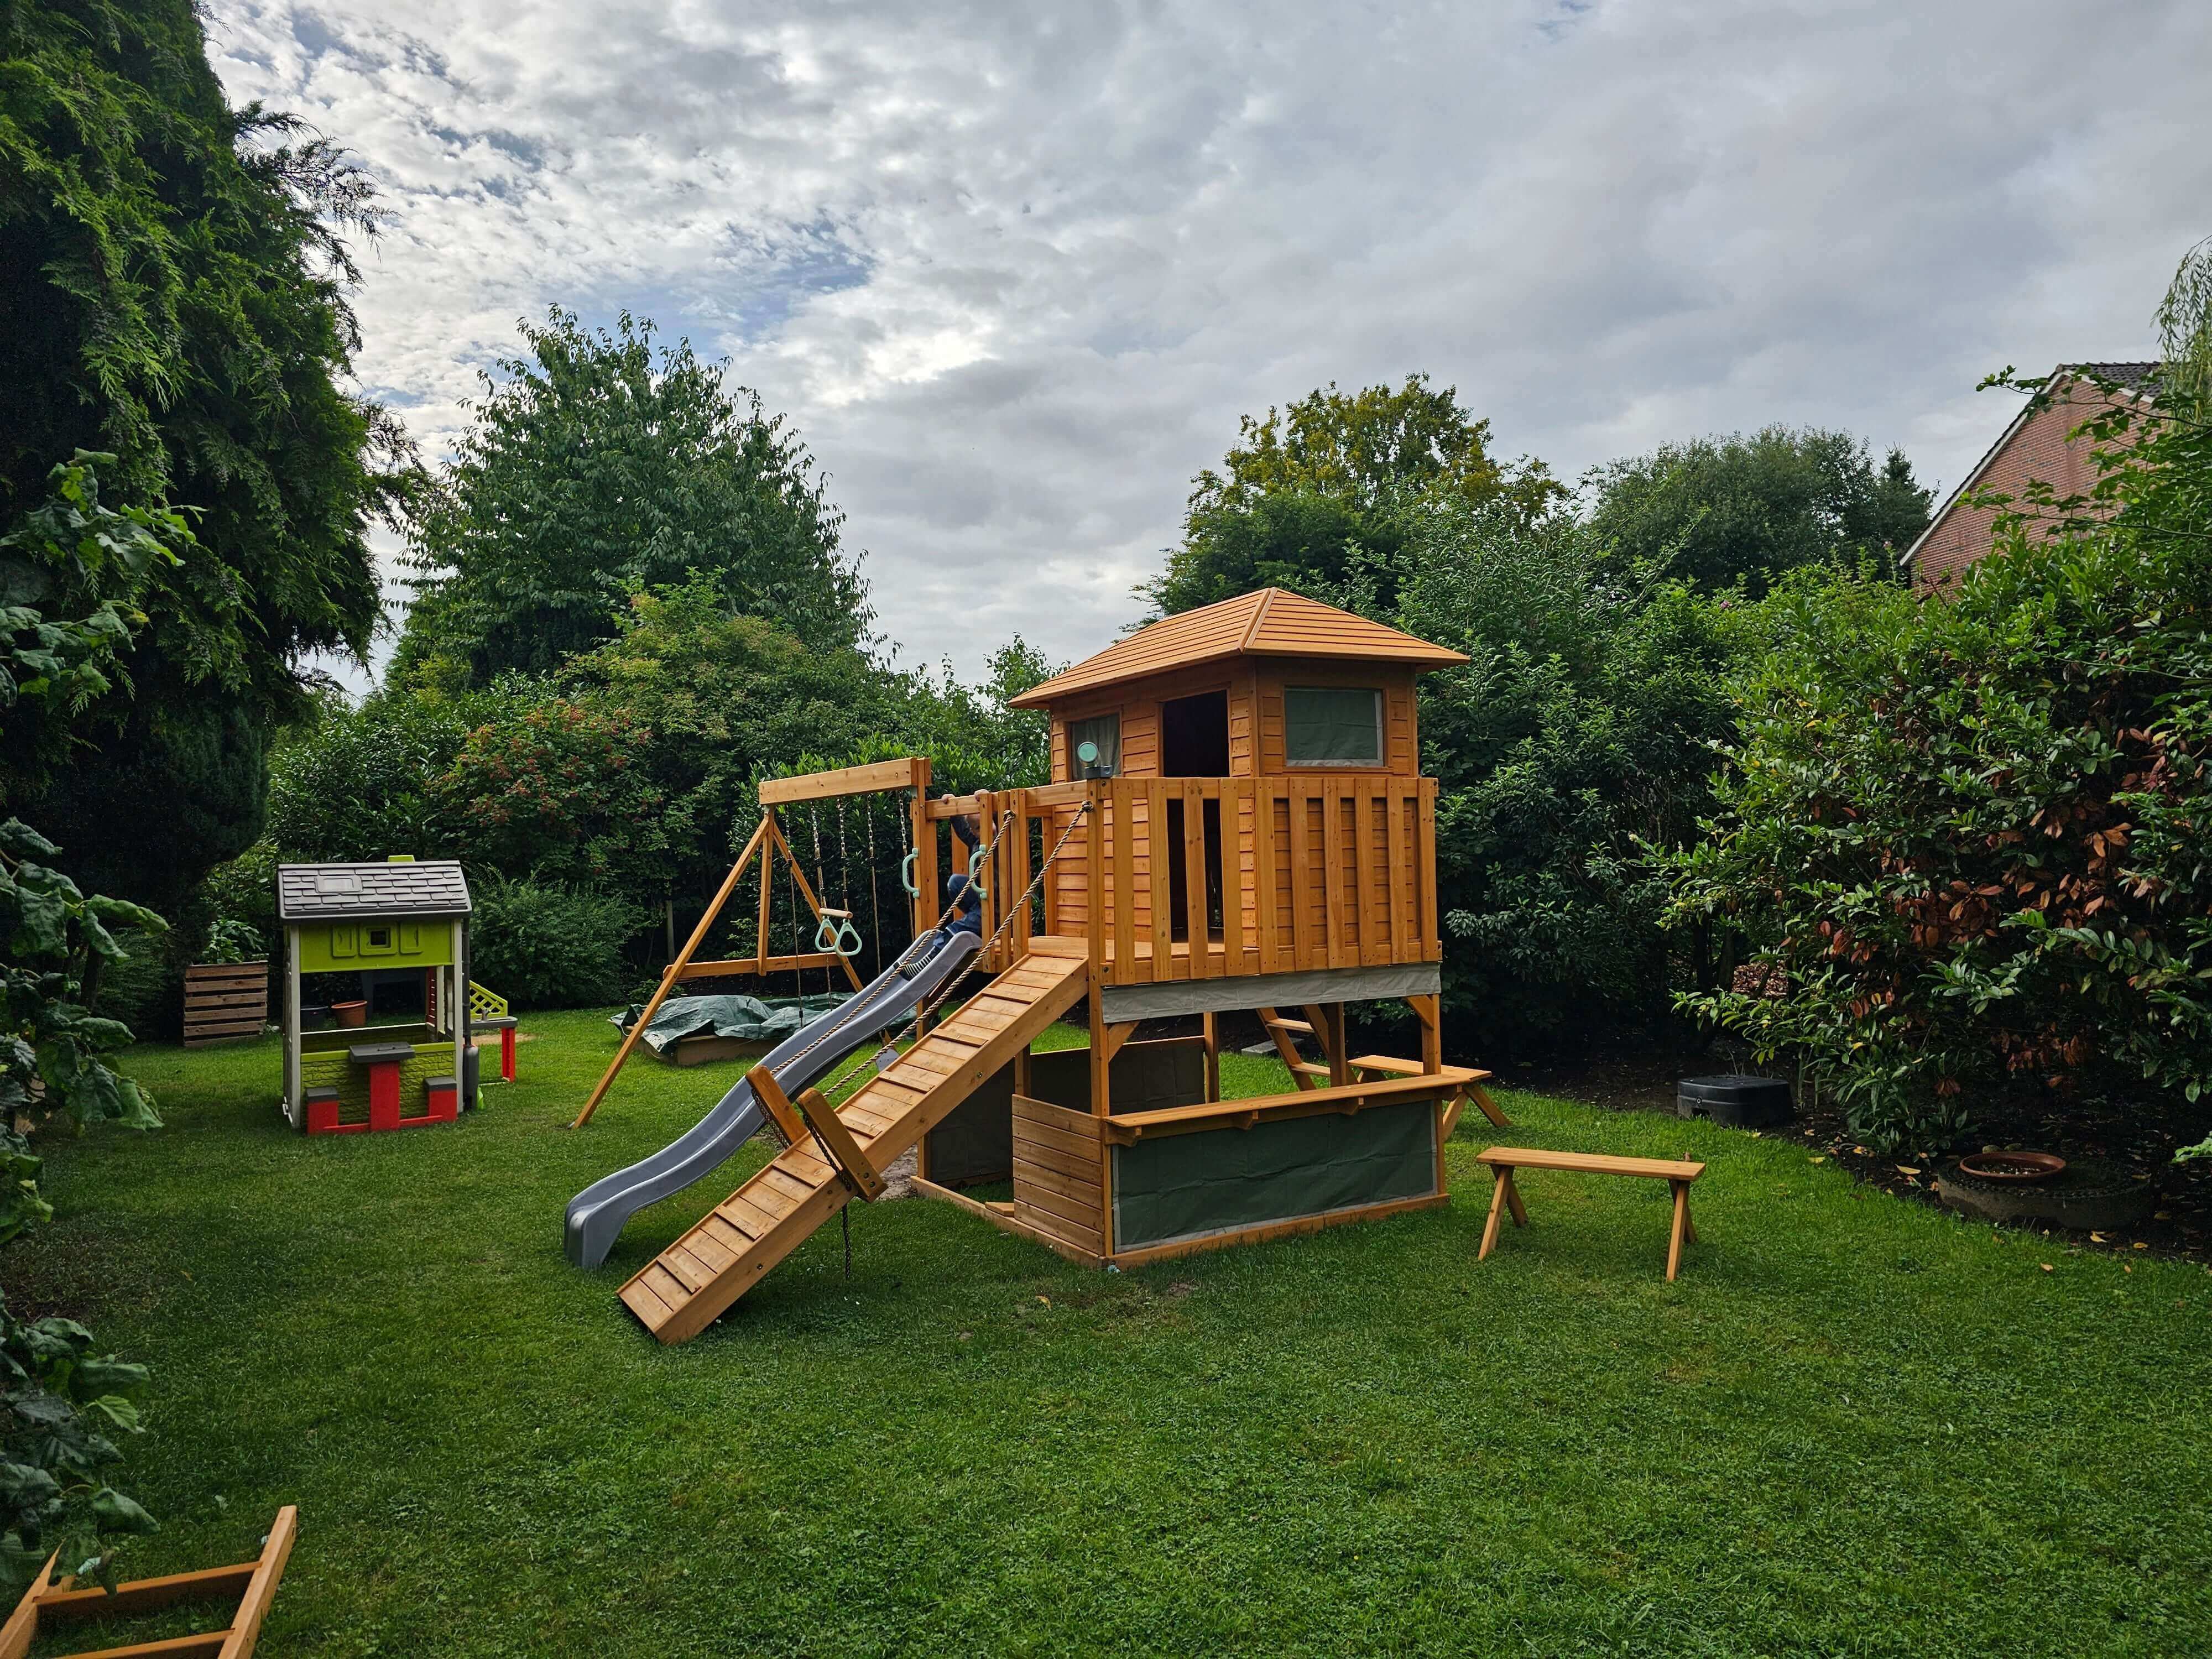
(1475, 1146), (1706, 1281)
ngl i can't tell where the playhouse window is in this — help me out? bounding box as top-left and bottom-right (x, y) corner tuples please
(1069, 713), (1120, 774)
(1284, 687), (1384, 765)
(368, 927), (391, 948)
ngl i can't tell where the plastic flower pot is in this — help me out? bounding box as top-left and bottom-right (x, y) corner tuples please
(331, 1000), (368, 1028)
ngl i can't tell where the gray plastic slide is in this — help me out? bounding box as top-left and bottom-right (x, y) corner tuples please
(563, 927), (983, 1268)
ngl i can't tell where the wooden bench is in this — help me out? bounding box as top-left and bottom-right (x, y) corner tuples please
(1474, 1147), (1706, 1281)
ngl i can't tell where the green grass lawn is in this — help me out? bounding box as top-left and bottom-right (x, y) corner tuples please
(11, 1008), (2210, 1655)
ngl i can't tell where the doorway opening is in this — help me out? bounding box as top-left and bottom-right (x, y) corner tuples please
(1159, 690), (1229, 942)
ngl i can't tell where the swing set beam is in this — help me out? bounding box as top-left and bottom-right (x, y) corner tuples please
(571, 757), (933, 1128)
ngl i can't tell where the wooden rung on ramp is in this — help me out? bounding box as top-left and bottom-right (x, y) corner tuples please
(619, 944), (1092, 1344)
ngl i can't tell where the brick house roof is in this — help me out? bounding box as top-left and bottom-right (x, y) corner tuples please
(276, 861), (473, 922)
(1903, 363), (2161, 583)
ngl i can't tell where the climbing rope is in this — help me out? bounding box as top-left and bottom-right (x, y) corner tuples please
(812, 800), (1093, 1103)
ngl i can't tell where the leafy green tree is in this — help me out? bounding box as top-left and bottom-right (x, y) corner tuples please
(1141, 375), (1560, 615)
(1585, 426), (1931, 594)
(1667, 250), (2212, 1151)
(1338, 502), (1740, 1048)
(263, 692), (479, 867)
(3, 0), (404, 915)
(396, 310), (869, 686)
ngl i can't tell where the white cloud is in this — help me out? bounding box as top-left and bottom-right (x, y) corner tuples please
(206, 0), (2212, 684)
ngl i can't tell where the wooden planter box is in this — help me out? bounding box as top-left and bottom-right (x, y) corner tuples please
(185, 959), (270, 1047)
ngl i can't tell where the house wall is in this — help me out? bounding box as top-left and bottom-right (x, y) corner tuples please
(1913, 377), (2141, 593)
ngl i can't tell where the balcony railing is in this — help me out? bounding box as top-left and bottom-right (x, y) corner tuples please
(968, 776), (1440, 986)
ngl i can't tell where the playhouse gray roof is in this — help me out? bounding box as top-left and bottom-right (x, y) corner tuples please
(276, 861), (473, 922)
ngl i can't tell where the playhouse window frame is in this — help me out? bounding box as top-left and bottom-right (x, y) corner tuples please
(1068, 712), (1121, 775)
(1282, 685), (1385, 767)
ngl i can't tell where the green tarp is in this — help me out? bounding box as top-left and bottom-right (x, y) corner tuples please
(610, 992), (850, 1058)
(1110, 1098), (1437, 1250)
(1284, 685), (1383, 764)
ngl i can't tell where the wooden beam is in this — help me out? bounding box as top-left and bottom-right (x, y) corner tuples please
(745, 1064), (810, 1149)
(36, 1565), (255, 1621)
(1098, 1020), (1138, 1068)
(1256, 1006), (1313, 1089)
(758, 757), (926, 805)
(674, 953), (849, 978)
(764, 815), (865, 992)
(796, 1085), (886, 1202)
(574, 815), (770, 1126)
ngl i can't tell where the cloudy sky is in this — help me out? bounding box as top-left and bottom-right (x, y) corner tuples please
(206, 0), (2211, 684)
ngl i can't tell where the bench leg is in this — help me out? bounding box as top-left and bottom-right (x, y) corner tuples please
(1468, 1084), (1510, 1129)
(1667, 1180), (1689, 1281)
(1683, 1197), (1698, 1246)
(1503, 1169), (1528, 1229)
(1479, 1170), (1510, 1260)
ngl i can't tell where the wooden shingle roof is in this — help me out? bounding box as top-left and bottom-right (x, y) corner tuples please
(1008, 588), (1467, 708)
(276, 860), (473, 923)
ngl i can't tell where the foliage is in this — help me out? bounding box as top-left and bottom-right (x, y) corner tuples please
(198, 920), (263, 966)
(0, 819), (163, 1134)
(436, 700), (669, 895)
(396, 310), (868, 687)
(1141, 375), (1560, 615)
(0, 1285), (156, 1593)
(1585, 425), (1932, 596)
(0, 455), (184, 803)
(466, 876), (639, 1011)
(889, 637), (1057, 793)
(263, 692), (476, 866)
(1306, 499), (1741, 1048)
(2, 0), (406, 913)
(0, 816), (160, 1592)
(1668, 427), (2212, 1149)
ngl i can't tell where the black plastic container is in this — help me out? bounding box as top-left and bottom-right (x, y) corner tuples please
(1676, 1073), (1794, 1128)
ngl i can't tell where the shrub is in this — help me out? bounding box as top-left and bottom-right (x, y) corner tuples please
(1667, 451), (2212, 1150)
(466, 877), (639, 1011)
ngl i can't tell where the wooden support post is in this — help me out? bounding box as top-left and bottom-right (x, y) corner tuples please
(574, 813), (771, 1127)
(1411, 992), (1442, 1073)
(1088, 967), (1112, 1117)
(1306, 1003), (1349, 1087)
(1667, 1180), (1689, 1281)
(1479, 1168), (1516, 1261)
(1202, 1009), (1220, 1103)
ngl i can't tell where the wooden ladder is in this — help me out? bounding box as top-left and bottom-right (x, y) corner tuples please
(1, 1507), (296, 1659)
(619, 942), (1092, 1344)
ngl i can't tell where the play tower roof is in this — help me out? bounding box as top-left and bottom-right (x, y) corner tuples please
(1007, 587), (1467, 708)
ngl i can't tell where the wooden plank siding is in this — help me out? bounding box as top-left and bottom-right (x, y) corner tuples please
(1011, 1093), (1107, 1257)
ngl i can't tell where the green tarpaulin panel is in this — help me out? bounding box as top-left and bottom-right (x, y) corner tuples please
(1284, 686), (1383, 764)
(1112, 1098), (1437, 1250)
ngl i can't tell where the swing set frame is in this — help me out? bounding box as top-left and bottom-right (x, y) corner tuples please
(572, 757), (934, 1128)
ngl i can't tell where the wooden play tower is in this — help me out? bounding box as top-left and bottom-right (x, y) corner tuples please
(606, 589), (1503, 1342)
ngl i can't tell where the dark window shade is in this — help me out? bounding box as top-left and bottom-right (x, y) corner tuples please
(1284, 686), (1383, 764)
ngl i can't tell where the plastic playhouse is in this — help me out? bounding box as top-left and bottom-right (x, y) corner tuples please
(275, 857), (517, 1134)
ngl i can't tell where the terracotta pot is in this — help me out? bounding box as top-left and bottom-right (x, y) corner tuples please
(331, 1000), (368, 1028)
(1957, 1150), (2067, 1183)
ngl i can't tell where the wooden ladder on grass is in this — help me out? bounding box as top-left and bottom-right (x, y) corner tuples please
(620, 941), (1093, 1344)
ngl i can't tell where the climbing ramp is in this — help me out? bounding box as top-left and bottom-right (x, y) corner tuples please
(619, 940), (1091, 1343)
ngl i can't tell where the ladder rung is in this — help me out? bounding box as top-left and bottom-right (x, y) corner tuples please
(1266, 1016), (1314, 1034)
(1289, 1061), (1331, 1077)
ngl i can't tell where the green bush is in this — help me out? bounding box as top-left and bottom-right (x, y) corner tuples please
(466, 877), (639, 1011)
(1666, 324), (2212, 1150)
